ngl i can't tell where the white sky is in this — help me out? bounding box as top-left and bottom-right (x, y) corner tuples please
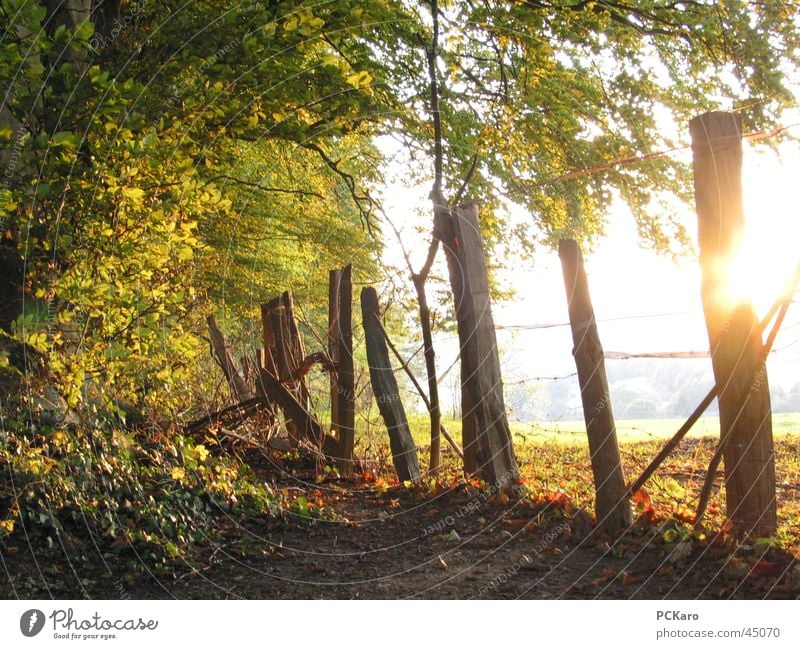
(377, 134), (800, 389)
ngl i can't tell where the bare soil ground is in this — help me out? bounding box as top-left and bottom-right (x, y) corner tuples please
(2, 446), (798, 600)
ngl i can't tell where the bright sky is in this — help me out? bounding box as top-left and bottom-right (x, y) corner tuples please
(378, 133), (800, 392)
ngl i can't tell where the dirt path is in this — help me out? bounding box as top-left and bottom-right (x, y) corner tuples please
(3, 474), (798, 599)
(2, 450), (797, 600)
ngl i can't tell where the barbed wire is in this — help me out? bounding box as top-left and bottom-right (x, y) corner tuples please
(495, 309), (701, 331)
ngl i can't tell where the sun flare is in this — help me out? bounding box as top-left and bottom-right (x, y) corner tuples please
(721, 160), (800, 316)
(720, 235), (797, 316)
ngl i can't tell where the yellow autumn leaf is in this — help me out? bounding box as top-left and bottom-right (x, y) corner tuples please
(346, 70), (373, 89)
(121, 186), (145, 203)
(51, 431), (69, 448)
(321, 53), (340, 68)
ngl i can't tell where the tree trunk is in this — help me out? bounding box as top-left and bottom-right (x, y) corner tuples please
(329, 265), (356, 475)
(207, 315), (251, 402)
(360, 287), (421, 483)
(558, 239), (632, 533)
(413, 273), (442, 475)
(690, 111), (776, 538)
(440, 202), (518, 488)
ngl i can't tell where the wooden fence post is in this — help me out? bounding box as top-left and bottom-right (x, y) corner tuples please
(360, 287), (421, 483)
(440, 202), (518, 488)
(328, 270), (340, 443)
(690, 111), (776, 537)
(254, 347), (279, 436)
(257, 369), (324, 447)
(329, 265), (356, 475)
(207, 315), (252, 402)
(558, 239), (632, 533)
(260, 292), (314, 446)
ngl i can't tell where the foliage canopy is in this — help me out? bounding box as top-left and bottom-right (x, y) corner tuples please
(0, 0), (795, 425)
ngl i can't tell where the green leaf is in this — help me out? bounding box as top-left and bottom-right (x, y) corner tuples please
(51, 131), (79, 150)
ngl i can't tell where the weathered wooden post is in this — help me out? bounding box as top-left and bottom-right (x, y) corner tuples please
(260, 292), (313, 446)
(329, 265), (356, 475)
(328, 271), (340, 437)
(360, 287), (421, 483)
(256, 368), (323, 443)
(558, 239), (632, 533)
(254, 347), (279, 436)
(690, 111), (776, 537)
(440, 202), (518, 488)
(207, 315), (252, 402)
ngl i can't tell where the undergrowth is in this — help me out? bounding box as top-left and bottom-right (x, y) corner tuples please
(0, 418), (287, 568)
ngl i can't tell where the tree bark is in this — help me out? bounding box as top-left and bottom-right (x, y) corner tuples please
(413, 263), (442, 475)
(559, 239), (632, 533)
(360, 287), (421, 483)
(207, 315), (251, 402)
(690, 111), (776, 538)
(329, 265), (356, 475)
(261, 292), (313, 446)
(440, 202), (518, 488)
(257, 370), (324, 449)
(328, 270), (340, 440)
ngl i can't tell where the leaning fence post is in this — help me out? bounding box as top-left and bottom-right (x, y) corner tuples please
(360, 287), (421, 483)
(207, 315), (252, 403)
(559, 239), (632, 533)
(440, 202), (519, 488)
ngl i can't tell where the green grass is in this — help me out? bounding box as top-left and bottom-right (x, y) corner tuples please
(357, 411), (800, 543)
(403, 412), (800, 449)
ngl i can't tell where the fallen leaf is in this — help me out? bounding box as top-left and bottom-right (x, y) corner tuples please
(588, 566), (617, 587)
(436, 555), (448, 570)
(751, 560), (782, 577)
(544, 490), (570, 507)
(632, 488), (651, 510)
(489, 492), (510, 505)
(632, 488), (657, 523)
(673, 506), (696, 524)
(500, 518), (537, 533)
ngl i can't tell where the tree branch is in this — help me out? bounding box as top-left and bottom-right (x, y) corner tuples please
(207, 174), (325, 199)
(426, 0), (443, 197)
(452, 152), (479, 206)
(298, 141), (378, 237)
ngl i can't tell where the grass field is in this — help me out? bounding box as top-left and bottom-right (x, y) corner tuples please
(400, 412), (800, 449)
(389, 412), (800, 544)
